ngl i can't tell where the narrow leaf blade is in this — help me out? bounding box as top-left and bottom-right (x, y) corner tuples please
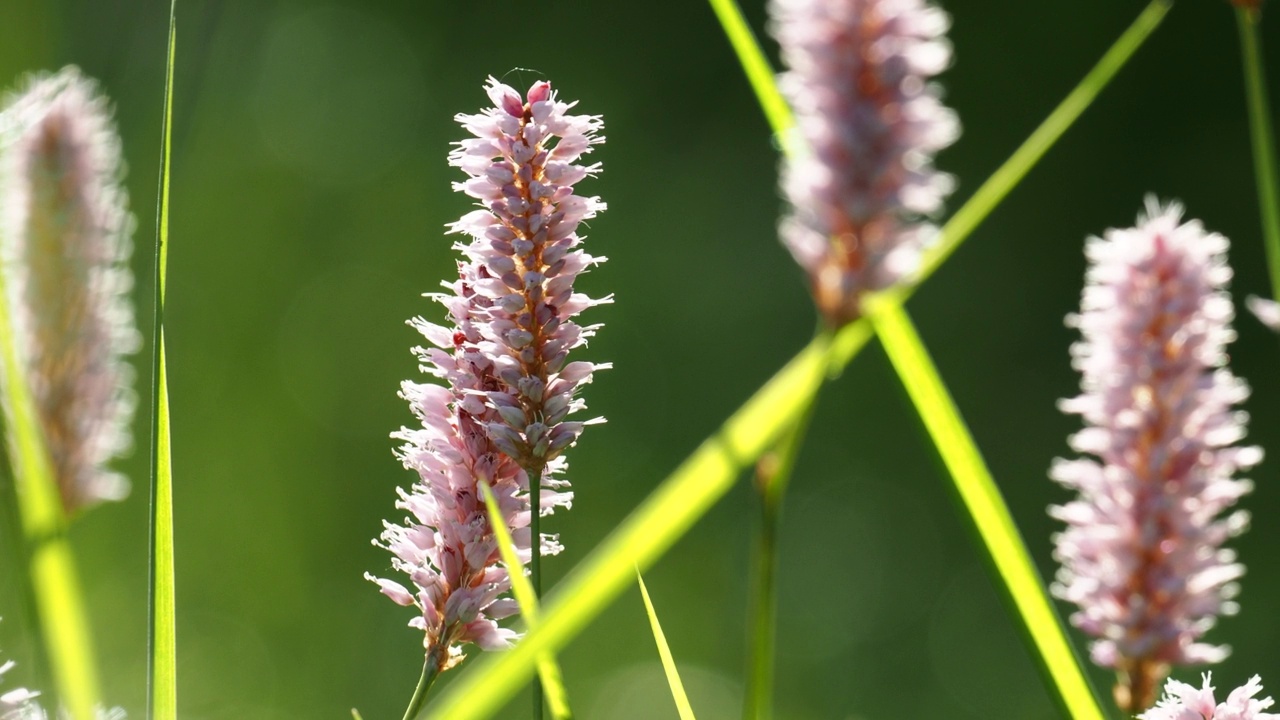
(147, 4), (178, 719)
(426, 332), (843, 719)
(637, 572), (696, 720)
(477, 481), (573, 720)
(866, 299), (1106, 720)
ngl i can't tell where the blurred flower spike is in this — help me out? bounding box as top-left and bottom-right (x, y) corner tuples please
(1050, 199), (1261, 713)
(0, 66), (139, 515)
(770, 0), (960, 326)
(368, 77), (607, 674)
(1140, 674), (1278, 720)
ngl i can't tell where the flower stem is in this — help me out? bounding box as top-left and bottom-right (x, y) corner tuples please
(1236, 5), (1280, 299)
(401, 656), (441, 720)
(742, 366), (823, 720)
(529, 465), (544, 720)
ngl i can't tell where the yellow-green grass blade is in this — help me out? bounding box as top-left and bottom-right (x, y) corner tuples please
(426, 332), (843, 720)
(865, 298), (1104, 720)
(477, 481), (573, 720)
(0, 174), (100, 720)
(147, 3), (178, 719)
(425, 3), (1172, 716)
(919, 0), (1172, 282)
(637, 572), (697, 720)
(705, 0), (795, 150)
(1235, 5), (1280, 300)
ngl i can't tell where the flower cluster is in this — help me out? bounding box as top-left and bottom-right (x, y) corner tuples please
(368, 77), (606, 671)
(1051, 200), (1259, 712)
(0, 66), (138, 514)
(1141, 674), (1278, 720)
(769, 0), (959, 325)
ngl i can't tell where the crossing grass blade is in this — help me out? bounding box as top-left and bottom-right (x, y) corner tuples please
(477, 481), (573, 720)
(1235, 4), (1280, 300)
(423, 2), (1170, 717)
(637, 572), (697, 720)
(865, 298), (1105, 720)
(147, 2), (178, 719)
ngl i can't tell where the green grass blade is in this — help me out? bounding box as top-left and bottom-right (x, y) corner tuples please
(636, 572), (697, 720)
(1235, 5), (1280, 299)
(0, 185), (100, 720)
(705, 0), (795, 148)
(919, 0), (1172, 282)
(477, 481), (573, 720)
(147, 4), (178, 720)
(707, 0), (1170, 285)
(864, 298), (1105, 720)
(426, 332), (842, 720)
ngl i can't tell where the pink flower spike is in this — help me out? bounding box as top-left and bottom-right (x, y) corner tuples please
(769, 0), (959, 326)
(1141, 674), (1279, 720)
(446, 76), (608, 473)
(369, 77), (605, 675)
(0, 66), (139, 515)
(1050, 198), (1260, 713)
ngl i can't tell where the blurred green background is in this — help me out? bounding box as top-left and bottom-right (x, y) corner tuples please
(1, 0), (1279, 718)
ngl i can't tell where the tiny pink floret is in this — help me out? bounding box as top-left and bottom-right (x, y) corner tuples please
(1141, 674), (1279, 720)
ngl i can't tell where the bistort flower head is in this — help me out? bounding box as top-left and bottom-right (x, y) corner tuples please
(0, 66), (139, 514)
(770, 0), (960, 326)
(1141, 674), (1278, 720)
(368, 77), (606, 673)
(447, 76), (610, 473)
(1050, 198), (1260, 713)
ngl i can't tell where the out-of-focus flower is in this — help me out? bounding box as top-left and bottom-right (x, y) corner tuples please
(368, 77), (606, 674)
(0, 66), (139, 514)
(769, 0), (960, 325)
(1140, 674), (1278, 720)
(1050, 199), (1260, 712)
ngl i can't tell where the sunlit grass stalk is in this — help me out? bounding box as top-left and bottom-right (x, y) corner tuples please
(477, 480), (572, 720)
(637, 572), (697, 720)
(529, 468), (543, 720)
(147, 3), (179, 719)
(425, 4), (1169, 715)
(0, 460), (54, 708)
(865, 298), (1106, 720)
(1235, 5), (1280, 299)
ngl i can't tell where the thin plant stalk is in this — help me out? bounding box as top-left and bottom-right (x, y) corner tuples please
(742, 361), (822, 720)
(1236, 4), (1280, 299)
(425, 4), (1169, 714)
(147, 3), (179, 719)
(865, 298), (1106, 720)
(529, 467), (543, 720)
(401, 655), (443, 720)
